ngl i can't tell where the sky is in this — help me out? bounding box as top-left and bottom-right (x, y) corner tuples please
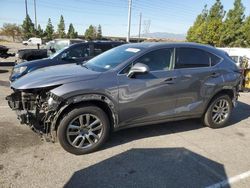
(0, 0), (250, 37)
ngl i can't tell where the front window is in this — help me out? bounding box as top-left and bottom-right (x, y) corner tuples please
(134, 48), (173, 71)
(84, 45), (143, 72)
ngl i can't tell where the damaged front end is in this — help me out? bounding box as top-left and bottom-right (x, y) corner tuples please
(6, 88), (62, 142)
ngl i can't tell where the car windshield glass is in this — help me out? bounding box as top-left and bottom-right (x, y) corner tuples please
(84, 45), (143, 72)
(49, 46), (69, 59)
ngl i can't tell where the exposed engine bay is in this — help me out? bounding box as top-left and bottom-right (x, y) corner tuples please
(6, 88), (62, 142)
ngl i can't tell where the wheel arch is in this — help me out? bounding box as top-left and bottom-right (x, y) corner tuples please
(51, 94), (118, 134)
(203, 88), (235, 115)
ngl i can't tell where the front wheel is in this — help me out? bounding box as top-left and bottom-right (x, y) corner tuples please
(203, 95), (233, 128)
(57, 105), (110, 155)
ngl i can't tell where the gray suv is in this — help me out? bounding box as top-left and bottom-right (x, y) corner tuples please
(7, 43), (241, 155)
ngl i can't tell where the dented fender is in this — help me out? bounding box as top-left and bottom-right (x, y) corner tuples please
(51, 94), (119, 133)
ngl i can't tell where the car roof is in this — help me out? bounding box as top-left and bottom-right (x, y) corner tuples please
(70, 41), (125, 47)
(121, 42), (226, 57)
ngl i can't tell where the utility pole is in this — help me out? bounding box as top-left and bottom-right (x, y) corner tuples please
(126, 0), (132, 42)
(138, 12), (142, 42)
(34, 0), (37, 29)
(25, 0), (28, 17)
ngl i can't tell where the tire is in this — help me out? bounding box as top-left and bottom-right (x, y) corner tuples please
(203, 94), (233, 128)
(57, 105), (110, 155)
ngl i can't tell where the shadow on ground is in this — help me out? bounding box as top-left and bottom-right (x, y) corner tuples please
(0, 62), (15, 66)
(64, 148), (228, 188)
(64, 101), (250, 188)
(0, 70), (9, 73)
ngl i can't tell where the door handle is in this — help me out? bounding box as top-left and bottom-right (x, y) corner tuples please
(211, 72), (220, 78)
(163, 77), (177, 84)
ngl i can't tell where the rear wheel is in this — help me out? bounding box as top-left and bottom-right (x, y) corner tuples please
(57, 105), (110, 155)
(203, 95), (233, 128)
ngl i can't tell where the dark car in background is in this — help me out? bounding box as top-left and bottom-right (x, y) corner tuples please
(10, 41), (125, 82)
(7, 42), (241, 155)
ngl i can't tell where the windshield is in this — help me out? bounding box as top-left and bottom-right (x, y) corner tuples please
(84, 45), (143, 72)
(49, 46), (69, 59)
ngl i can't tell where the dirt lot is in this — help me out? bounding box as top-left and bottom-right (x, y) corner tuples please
(0, 65), (250, 188)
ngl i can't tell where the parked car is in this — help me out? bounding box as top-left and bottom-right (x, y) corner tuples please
(22, 37), (42, 46)
(0, 45), (15, 59)
(17, 39), (88, 63)
(10, 41), (125, 82)
(6, 42), (241, 155)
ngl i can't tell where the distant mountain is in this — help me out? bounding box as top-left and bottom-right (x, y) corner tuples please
(137, 32), (186, 40)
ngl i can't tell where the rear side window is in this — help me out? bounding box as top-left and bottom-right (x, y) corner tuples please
(210, 53), (221, 66)
(175, 48), (210, 69)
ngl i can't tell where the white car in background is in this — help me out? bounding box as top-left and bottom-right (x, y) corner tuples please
(22, 37), (42, 46)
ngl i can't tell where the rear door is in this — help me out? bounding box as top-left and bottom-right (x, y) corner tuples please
(173, 47), (222, 117)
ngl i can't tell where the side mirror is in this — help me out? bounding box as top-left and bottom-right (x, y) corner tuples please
(127, 63), (150, 78)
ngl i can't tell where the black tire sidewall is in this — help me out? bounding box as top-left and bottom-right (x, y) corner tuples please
(57, 106), (110, 155)
(204, 95), (233, 128)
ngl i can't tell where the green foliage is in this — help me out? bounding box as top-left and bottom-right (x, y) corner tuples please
(84, 25), (96, 40)
(242, 16), (250, 46)
(45, 18), (54, 40)
(67, 23), (78, 39)
(1, 23), (21, 41)
(220, 0), (245, 47)
(187, 0), (250, 47)
(204, 0), (225, 46)
(36, 24), (44, 38)
(21, 14), (36, 39)
(57, 15), (66, 38)
(96, 24), (102, 39)
(186, 5), (208, 44)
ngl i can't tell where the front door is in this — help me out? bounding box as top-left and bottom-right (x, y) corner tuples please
(118, 48), (181, 127)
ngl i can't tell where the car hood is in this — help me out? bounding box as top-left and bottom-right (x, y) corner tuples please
(11, 64), (101, 90)
(15, 58), (52, 68)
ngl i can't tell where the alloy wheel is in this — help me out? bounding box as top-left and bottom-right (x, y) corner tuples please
(66, 114), (103, 149)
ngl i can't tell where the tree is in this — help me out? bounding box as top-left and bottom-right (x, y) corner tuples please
(242, 16), (250, 47)
(57, 15), (66, 38)
(21, 14), (36, 39)
(96, 24), (102, 39)
(220, 0), (245, 47)
(36, 24), (44, 38)
(84, 25), (96, 40)
(203, 0), (225, 46)
(67, 23), (77, 38)
(45, 18), (54, 40)
(186, 5), (208, 43)
(1, 23), (21, 41)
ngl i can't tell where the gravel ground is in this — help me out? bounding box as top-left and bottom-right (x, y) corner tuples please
(0, 66), (250, 188)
